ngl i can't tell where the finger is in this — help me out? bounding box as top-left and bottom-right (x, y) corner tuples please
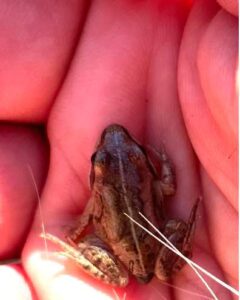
(177, 1), (237, 298)
(144, 9), (211, 300)
(197, 8), (238, 208)
(0, 1), (89, 122)
(0, 124), (48, 258)
(201, 170), (238, 292)
(178, 0), (237, 208)
(145, 0), (200, 219)
(0, 264), (36, 300)
(143, 8), (213, 298)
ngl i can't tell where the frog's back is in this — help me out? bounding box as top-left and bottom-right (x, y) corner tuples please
(90, 124), (160, 282)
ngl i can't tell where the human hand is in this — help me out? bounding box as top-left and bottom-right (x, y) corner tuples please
(0, 1), (238, 299)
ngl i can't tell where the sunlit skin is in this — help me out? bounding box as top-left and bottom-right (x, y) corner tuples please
(0, 1), (238, 300)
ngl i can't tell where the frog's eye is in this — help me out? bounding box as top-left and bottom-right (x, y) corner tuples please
(92, 151), (111, 179)
(93, 150), (111, 167)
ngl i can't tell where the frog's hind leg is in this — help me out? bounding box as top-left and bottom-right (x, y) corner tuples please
(77, 234), (129, 286)
(154, 199), (199, 281)
(42, 233), (129, 287)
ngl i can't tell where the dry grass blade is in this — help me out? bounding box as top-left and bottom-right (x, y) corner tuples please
(139, 212), (218, 300)
(27, 164), (49, 258)
(124, 212), (239, 298)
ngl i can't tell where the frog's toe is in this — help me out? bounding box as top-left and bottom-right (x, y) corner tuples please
(154, 241), (191, 281)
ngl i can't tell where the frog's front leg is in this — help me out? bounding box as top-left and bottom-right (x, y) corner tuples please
(151, 147), (176, 220)
(156, 146), (176, 196)
(65, 195), (95, 245)
(43, 233), (129, 287)
(154, 200), (199, 281)
(149, 146), (176, 196)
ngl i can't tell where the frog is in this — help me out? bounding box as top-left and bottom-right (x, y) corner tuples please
(42, 124), (199, 287)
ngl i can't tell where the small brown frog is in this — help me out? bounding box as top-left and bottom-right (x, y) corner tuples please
(43, 124), (198, 287)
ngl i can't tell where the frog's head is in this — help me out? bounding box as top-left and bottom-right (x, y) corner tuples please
(90, 124), (146, 187)
(90, 124), (130, 186)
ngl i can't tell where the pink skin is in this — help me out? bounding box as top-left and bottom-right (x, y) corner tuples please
(0, 1), (238, 299)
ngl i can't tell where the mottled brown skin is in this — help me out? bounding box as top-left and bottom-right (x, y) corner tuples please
(43, 124), (198, 286)
(90, 125), (162, 283)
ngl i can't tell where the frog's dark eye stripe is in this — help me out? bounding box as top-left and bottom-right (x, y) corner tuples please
(94, 150), (111, 166)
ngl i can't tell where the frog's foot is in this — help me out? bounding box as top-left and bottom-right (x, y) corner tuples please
(41, 233), (129, 287)
(155, 200), (199, 281)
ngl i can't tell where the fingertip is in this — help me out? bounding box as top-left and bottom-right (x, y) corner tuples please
(0, 264), (36, 300)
